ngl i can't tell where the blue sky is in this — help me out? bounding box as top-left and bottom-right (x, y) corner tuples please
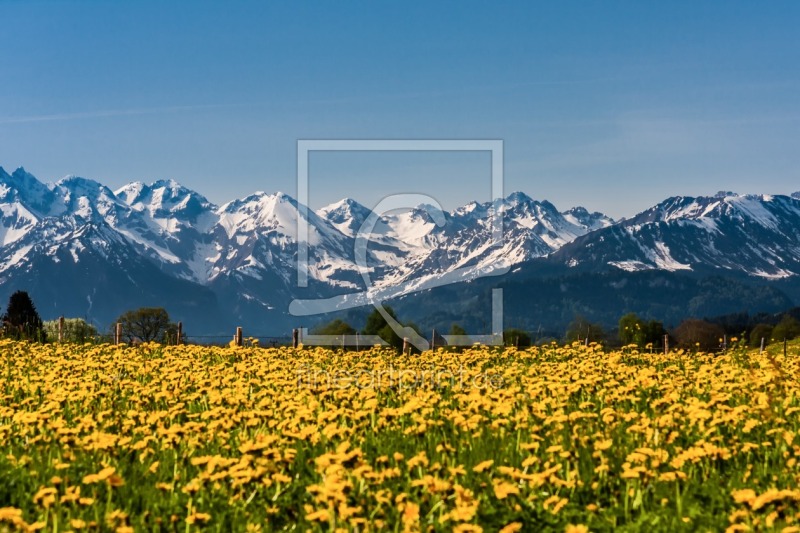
(1, 1), (799, 218)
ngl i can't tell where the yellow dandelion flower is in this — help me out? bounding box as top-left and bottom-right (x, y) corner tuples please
(305, 509), (330, 522)
(565, 526), (589, 533)
(186, 512), (211, 525)
(472, 460), (494, 473)
(493, 480), (520, 499)
(82, 466), (116, 485)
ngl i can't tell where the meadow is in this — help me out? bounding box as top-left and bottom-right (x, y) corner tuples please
(0, 339), (799, 532)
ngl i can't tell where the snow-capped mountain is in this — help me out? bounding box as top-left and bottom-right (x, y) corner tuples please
(2, 167), (607, 327)
(561, 206), (615, 232)
(317, 198), (375, 238)
(552, 192), (800, 279)
(339, 192), (615, 293)
(2, 165), (799, 334)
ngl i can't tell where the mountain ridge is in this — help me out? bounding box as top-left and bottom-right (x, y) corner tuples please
(1, 165), (799, 335)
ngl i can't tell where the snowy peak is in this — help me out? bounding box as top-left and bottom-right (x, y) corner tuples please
(219, 191), (294, 213)
(715, 190), (738, 198)
(627, 193), (796, 230)
(54, 176), (127, 222)
(561, 206), (615, 232)
(318, 198), (374, 237)
(560, 191), (800, 279)
(116, 179), (213, 207)
(319, 198), (371, 219)
(218, 191), (299, 224)
(451, 200), (487, 219)
(318, 198), (371, 224)
(0, 167), (61, 216)
(115, 179), (215, 225)
(475, 193), (606, 251)
(217, 191), (344, 247)
(55, 175), (117, 200)
(382, 207), (441, 244)
(503, 196), (561, 226)
(502, 190), (534, 207)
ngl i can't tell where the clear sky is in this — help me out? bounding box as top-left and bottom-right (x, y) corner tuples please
(1, 1), (799, 219)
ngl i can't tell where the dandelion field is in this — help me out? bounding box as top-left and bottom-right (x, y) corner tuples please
(1, 340), (799, 532)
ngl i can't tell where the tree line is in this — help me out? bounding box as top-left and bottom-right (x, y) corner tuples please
(3, 288), (799, 350)
(317, 309), (800, 352)
(0, 290), (182, 344)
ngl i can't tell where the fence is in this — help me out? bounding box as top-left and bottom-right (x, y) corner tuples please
(47, 317), (799, 355)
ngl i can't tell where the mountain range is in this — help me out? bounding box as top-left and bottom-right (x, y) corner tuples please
(1, 165), (799, 339)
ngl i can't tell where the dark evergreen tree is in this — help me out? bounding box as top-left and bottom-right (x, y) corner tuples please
(362, 306), (404, 349)
(643, 320), (667, 348)
(2, 290), (46, 341)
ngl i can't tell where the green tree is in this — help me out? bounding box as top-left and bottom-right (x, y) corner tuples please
(672, 319), (724, 352)
(313, 319), (356, 336)
(619, 313), (666, 349)
(772, 315), (800, 341)
(643, 320), (667, 349)
(2, 290), (46, 341)
(163, 322), (185, 345)
(449, 324), (467, 336)
(749, 323), (774, 347)
(566, 315), (606, 344)
(618, 313), (645, 346)
(362, 306), (403, 349)
(43, 318), (98, 343)
(503, 328), (531, 347)
(115, 307), (176, 343)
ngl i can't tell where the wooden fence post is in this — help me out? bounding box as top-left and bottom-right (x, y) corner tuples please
(760, 337), (765, 354)
(292, 328), (299, 349)
(176, 322), (183, 345)
(403, 337), (410, 355)
(431, 329), (436, 351)
(664, 334), (669, 355)
(235, 327), (243, 347)
(58, 316), (65, 343)
(115, 323), (122, 345)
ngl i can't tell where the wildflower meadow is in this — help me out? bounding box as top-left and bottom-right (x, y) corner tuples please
(0, 339), (799, 531)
